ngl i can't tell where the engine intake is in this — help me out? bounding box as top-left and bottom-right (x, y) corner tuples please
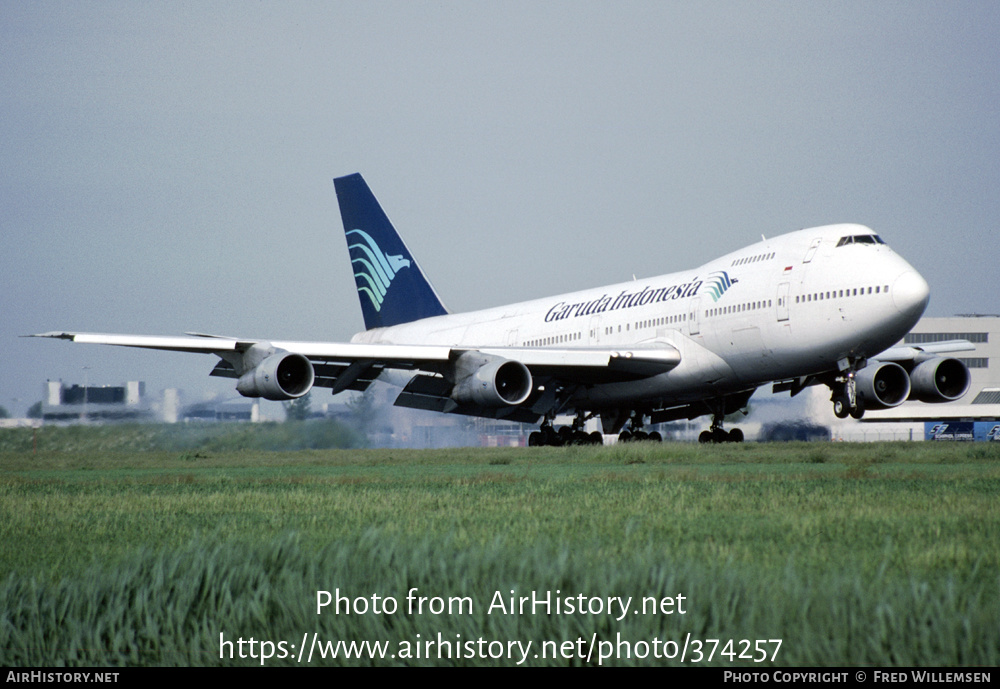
(236, 352), (315, 400)
(451, 354), (532, 407)
(855, 361), (910, 410)
(909, 357), (971, 403)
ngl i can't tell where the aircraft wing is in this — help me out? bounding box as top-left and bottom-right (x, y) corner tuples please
(30, 331), (249, 353)
(873, 339), (975, 362)
(28, 331), (681, 405)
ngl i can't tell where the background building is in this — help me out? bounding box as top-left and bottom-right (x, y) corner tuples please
(41, 380), (154, 423)
(179, 398), (260, 423)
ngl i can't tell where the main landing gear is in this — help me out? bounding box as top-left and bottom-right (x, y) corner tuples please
(617, 429), (663, 443)
(698, 403), (745, 444)
(697, 424), (744, 444)
(527, 411), (666, 446)
(527, 413), (604, 446)
(617, 414), (662, 443)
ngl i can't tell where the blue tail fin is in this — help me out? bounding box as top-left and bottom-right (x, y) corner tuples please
(334, 174), (449, 330)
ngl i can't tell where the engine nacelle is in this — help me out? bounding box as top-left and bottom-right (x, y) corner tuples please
(451, 356), (532, 407)
(855, 361), (911, 410)
(908, 357), (971, 403)
(236, 352), (315, 401)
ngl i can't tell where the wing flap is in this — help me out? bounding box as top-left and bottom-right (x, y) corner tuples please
(476, 345), (681, 381)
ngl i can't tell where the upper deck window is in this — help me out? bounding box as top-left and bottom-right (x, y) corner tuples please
(836, 234), (885, 247)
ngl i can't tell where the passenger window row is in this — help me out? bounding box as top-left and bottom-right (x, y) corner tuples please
(706, 300), (773, 318)
(731, 252), (776, 267)
(525, 332), (582, 347)
(795, 285), (889, 303)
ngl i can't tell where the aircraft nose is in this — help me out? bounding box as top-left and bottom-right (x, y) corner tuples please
(892, 270), (930, 317)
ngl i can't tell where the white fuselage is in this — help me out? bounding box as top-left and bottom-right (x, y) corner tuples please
(352, 224), (930, 410)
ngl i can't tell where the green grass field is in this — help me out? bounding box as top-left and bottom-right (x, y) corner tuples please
(1, 424), (998, 666)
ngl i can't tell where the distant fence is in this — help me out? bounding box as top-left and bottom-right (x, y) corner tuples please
(833, 428), (918, 442)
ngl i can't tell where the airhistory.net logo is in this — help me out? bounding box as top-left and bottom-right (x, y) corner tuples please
(347, 229), (411, 312)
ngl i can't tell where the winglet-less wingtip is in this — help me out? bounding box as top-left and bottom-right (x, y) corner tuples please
(24, 331), (77, 340)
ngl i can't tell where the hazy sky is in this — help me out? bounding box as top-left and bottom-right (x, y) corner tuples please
(3, 1), (998, 417)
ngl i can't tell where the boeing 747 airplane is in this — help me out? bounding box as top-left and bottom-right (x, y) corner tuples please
(32, 174), (971, 444)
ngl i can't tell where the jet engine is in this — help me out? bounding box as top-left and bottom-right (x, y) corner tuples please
(908, 356), (971, 403)
(236, 352), (315, 400)
(451, 354), (533, 407)
(855, 361), (911, 410)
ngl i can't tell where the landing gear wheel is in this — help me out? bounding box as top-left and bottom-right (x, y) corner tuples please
(557, 426), (574, 445)
(833, 395), (851, 419)
(618, 431), (632, 443)
(533, 419), (602, 447)
(542, 425), (559, 446)
(850, 401), (865, 420)
(700, 427), (743, 443)
(648, 431), (662, 443)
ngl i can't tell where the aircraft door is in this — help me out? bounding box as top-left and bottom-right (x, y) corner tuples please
(589, 316), (601, 345)
(802, 238), (822, 263)
(689, 298), (701, 336)
(776, 282), (790, 322)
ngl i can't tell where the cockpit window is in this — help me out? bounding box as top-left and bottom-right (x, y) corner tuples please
(836, 234), (885, 247)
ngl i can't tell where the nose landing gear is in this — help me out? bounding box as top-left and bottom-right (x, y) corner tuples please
(831, 371), (865, 419)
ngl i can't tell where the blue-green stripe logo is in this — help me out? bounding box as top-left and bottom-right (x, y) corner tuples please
(347, 229), (411, 312)
(704, 271), (737, 302)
